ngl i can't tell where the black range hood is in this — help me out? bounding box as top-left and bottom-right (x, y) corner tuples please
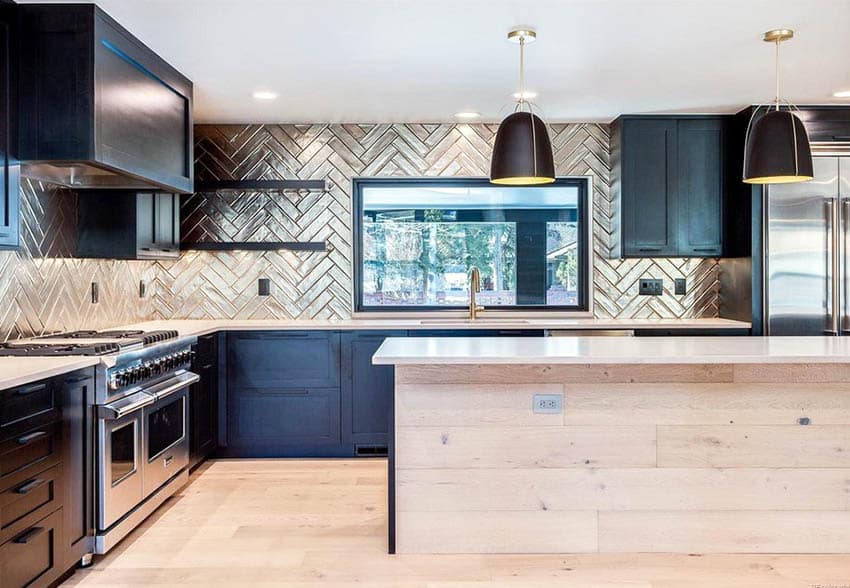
(17, 4), (194, 193)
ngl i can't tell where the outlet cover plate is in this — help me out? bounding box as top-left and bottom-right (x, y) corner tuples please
(533, 394), (563, 414)
(638, 278), (663, 296)
(674, 278), (687, 295)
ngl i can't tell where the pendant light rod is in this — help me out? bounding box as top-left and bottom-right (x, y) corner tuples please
(763, 29), (793, 111)
(518, 36), (525, 105)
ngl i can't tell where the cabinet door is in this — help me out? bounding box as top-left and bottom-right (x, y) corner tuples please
(154, 193), (179, 254)
(621, 119), (678, 257)
(341, 331), (403, 452)
(190, 335), (218, 468)
(59, 369), (94, 568)
(0, 4), (18, 249)
(677, 119), (724, 256)
(228, 332), (341, 389)
(135, 192), (156, 254)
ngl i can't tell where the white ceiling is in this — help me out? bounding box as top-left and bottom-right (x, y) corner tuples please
(19, 0), (850, 123)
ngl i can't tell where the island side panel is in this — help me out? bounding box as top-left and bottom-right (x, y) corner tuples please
(393, 363), (850, 554)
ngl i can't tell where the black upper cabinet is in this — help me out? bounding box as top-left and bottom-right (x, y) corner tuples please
(77, 190), (180, 259)
(18, 4), (193, 193)
(0, 0), (18, 249)
(612, 116), (727, 258)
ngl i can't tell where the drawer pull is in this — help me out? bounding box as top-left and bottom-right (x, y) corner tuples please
(16, 431), (48, 445)
(16, 383), (47, 396)
(15, 478), (46, 494)
(13, 526), (46, 544)
(64, 375), (92, 384)
(638, 247), (662, 252)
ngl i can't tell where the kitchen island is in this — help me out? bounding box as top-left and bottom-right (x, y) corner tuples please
(373, 336), (850, 555)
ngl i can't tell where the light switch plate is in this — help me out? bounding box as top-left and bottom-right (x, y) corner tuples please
(533, 394), (563, 414)
(638, 278), (663, 296)
(674, 278), (686, 295)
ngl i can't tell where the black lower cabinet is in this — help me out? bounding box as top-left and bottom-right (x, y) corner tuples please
(0, 367), (94, 588)
(341, 331), (405, 456)
(190, 333), (219, 468)
(59, 369), (95, 569)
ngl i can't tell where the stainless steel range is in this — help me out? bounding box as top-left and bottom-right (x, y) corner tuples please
(0, 328), (199, 555)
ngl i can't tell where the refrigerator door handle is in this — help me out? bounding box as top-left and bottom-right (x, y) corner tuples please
(826, 197), (840, 336)
(841, 198), (850, 335)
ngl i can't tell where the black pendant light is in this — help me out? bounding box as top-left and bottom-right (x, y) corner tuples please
(490, 29), (555, 186)
(743, 29), (813, 184)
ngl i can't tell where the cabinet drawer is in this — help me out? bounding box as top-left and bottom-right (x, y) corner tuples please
(0, 380), (56, 432)
(228, 331), (340, 388)
(0, 422), (61, 489)
(0, 508), (63, 588)
(231, 387), (341, 449)
(0, 463), (61, 544)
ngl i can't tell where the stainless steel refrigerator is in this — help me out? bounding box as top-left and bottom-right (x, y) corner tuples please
(765, 155), (850, 335)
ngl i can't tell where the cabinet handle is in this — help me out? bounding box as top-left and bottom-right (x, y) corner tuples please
(64, 375), (92, 385)
(15, 478), (46, 494)
(638, 247), (662, 252)
(692, 247), (719, 252)
(17, 431), (48, 446)
(14, 526), (46, 544)
(16, 383), (46, 396)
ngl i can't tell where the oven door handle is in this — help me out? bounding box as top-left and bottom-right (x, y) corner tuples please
(98, 392), (155, 420)
(147, 371), (200, 401)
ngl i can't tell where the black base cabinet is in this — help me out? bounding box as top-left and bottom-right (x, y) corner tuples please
(190, 333), (219, 469)
(0, 367), (94, 588)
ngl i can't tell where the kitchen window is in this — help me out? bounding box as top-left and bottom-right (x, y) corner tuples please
(352, 177), (590, 313)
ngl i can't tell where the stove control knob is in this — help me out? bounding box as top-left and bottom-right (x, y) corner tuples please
(108, 371), (120, 390)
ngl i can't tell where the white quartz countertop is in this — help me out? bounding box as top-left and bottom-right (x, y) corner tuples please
(115, 317), (750, 338)
(372, 335), (850, 365)
(0, 356), (100, 389)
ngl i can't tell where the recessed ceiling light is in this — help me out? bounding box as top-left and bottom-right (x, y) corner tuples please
(833, 90), (850, 98)
(454, 111), (481, 119)
(253, 91), (278, 100)
(512, 90), (538, 100)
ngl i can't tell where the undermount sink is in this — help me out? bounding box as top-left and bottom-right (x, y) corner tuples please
(417, 318), (530, 325)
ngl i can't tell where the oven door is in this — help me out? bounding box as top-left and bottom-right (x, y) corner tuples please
(142, 372), (198, 496)
(97, 391), (154, 530)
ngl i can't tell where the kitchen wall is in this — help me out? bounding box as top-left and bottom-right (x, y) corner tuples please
(0, 123), (719, 340)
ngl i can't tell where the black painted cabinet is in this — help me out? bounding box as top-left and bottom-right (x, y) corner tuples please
(190, 334), (218, 469)
(0, 0), (18, 249)
(225, 331), (344, 457)
(612, 116), (726, 258)
(341, 331), (404, 454)
(18, 4), (193, 193)
(58, 369), (94, 570)
(77, 191), (180, 259)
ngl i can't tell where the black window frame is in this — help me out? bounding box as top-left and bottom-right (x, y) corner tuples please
(352, 177), (590, 313)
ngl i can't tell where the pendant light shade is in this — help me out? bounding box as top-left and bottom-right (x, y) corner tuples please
(489, 28), (555, 186)
(490, 111), (555, 185)
(742, 29), (814, 185)
(743, 110), (813, 184)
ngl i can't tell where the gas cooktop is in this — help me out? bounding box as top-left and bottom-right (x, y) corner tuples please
(0, 329), (180, 357)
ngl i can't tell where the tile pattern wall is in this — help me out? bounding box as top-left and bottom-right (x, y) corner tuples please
(178, 123), (718, 320)
(0, 123), (719, 339)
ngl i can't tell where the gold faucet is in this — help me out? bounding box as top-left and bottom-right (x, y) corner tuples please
(469, 266), (484, 320)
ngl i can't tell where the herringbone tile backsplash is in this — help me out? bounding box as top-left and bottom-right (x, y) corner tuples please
(0, 123), (718, 339)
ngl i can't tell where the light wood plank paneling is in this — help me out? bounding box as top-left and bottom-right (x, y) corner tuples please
(395, 426), (656, 468)
(396, 468), (850, 512)
(561, 383), (850, 426)
(658, 425), (850, 467)
(733, 363), (850, 383)
(395, 383), (565, 427)
(599, 511), (850, 553)
(396, 364), (734, 385)
(396, 510), (598, 554)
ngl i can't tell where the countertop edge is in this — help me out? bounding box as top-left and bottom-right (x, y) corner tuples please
(0, 357), (100, 389)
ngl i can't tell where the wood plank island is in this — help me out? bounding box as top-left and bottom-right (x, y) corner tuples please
(372, 336), (850, 555)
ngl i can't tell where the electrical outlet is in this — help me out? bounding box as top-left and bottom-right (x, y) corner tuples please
(258, 278), (271, 296)
(638, 278), (663, 296)
(533, 394), (563, 414)
(139, 280), (147, 298)
(91, 282), (99, 304)
(674, 278), (687, 295)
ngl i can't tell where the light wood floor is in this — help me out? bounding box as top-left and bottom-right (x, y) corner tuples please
(62, 459), (850, 587)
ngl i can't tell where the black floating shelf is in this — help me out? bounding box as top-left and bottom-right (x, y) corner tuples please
(195, 179), (328, 192)
(181, 241), (329, 252)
